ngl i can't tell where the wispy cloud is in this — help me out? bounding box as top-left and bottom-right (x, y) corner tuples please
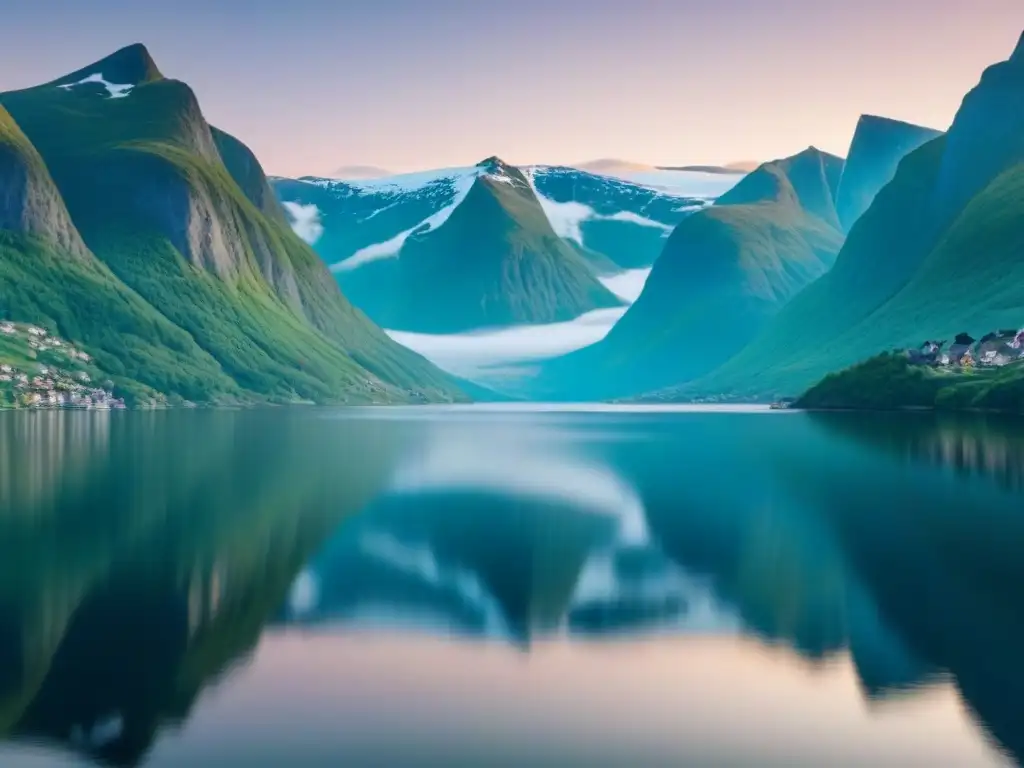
(386, 269), (652, 381)
(282, 201), (324, 245)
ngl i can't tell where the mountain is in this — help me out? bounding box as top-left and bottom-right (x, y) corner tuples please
(335, 157), (626, 333)
(0, 43), (465, 404)
(834, 115), (943, 232)
(276, 157), (723, 334)
(272, 159), (713, 309)
(533, 147), (845, 400)
(674, 33), (1024, 401)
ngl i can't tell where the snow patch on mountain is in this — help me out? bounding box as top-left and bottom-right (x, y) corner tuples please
(282, 201), (324, 245)
(347, 166), (478, 193)
(57, 73), (134, 99)
(526, 170), (684, 244)
(335, 169), (481, 271)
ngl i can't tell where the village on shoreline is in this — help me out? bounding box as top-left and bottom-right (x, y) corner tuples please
(0, 322), (126, 410)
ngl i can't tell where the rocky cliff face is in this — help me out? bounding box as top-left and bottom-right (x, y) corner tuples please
(0, 108), (89, 259)
(212, 126), (288, 225)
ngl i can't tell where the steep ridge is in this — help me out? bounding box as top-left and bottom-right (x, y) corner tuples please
(534, 148), (845, 400)
(677, 33), (1024, 400)
(0, 107), (89, 260)
(834, 115), (943, 232)
(0, 44), (465, 403)
(933, 30), (1024, 225)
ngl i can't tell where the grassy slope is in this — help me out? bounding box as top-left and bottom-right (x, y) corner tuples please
(684, 137), (949, 400)
(0, 50), (464, 403)
(0, 233), (238, 402)
(0, 103), (239, 403)
(381, 167), (623, 333)
(536, 149), (844, 400)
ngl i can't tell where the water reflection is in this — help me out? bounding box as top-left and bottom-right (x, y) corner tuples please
(0, 408), (1019, 766)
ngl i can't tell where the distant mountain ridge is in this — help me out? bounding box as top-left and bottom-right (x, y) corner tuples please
(274, 160), (715, 270)
(272, 158), (719, 332)
(322, 156), (626, 333)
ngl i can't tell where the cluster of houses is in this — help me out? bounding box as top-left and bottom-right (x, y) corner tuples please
(0, 322), (125, 410)
(907, 329), (1024, 369)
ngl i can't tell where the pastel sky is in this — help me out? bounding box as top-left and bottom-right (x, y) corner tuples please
(2, 1), (1021, 176)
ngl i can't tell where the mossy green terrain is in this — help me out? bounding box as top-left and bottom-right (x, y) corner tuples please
(795, 352), (1024, 414)
(0, 44), (465, 405)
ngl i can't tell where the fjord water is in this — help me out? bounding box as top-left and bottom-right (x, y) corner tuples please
(0, 408), (1019, 767)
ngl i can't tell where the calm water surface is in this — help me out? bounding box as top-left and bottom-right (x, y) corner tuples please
(0, 406), (1020, 767)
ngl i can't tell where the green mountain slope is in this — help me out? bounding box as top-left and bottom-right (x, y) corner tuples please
(0, 104), (240, 403)
(675, 34), (1024, 401)
(834, 114), (943, 232)
(0, 44), (464, 404)
(343, 158), (623, 333)
(534, 148), (845, 400)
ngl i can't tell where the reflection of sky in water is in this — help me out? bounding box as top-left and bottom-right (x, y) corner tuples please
(144, 634), (1004, 768)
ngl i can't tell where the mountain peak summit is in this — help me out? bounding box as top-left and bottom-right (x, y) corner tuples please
(51, 42), (163, 90)
(1012, 30), (1024, 62)
(476, 156), (510, 172)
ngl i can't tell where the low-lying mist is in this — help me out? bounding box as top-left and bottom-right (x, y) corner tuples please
(386, 269), (650, 382)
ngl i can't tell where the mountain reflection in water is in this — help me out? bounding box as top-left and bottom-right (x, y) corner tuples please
(0, 407), (1020, 767)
